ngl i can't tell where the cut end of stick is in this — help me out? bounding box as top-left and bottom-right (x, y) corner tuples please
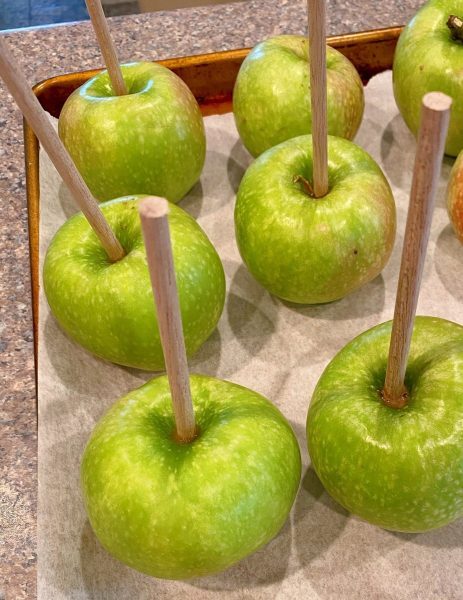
(138, 196), (169, 219)
(422, 92), (453, 112)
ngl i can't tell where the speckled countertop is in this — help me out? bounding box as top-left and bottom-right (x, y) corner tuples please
(0, 1), (425, 597)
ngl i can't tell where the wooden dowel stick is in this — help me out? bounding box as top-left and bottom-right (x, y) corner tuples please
(308, 0), (329, 198)
(85, 0), (127, 96)
(382, 92), (452, 409)
(138, 197), (196, 443)
(0, 36), (124, 262)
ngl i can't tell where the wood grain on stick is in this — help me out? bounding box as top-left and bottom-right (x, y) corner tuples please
(0, 35), (124, 262)
(85, 0), (127, 95)
(383, 92), (452, 409)
(308, 0), (328, 197)
(138, 197), (196, 443)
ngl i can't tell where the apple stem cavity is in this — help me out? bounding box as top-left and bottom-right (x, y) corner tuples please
(138, 197), (197, 444)
(447, 15), (463, 42)
(0, 36), (125, 262)
(85, 0), (128, 96)
(382, 92), (452, 409)
(308, 0), (329, 198)
(293, 174), (315, 198)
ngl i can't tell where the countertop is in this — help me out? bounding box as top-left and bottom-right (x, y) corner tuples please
(0, 1), (425, 597)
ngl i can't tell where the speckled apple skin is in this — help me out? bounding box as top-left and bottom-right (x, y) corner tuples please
(233, 35), (364, 157)
(234, 135), (396, 304)
(43, 196), (225, 371)
(58, 62), (206, 202)
(81, 374), (301, 579)
(447, 150), (463, 243)
(307, 316), (463, 532)
(393, 0), (463, 157)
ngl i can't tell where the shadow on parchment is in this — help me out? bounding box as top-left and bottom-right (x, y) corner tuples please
(76, 423), (348, 595)
(43, 309), (223, 400)
(280, 273), (386, 322)
(380, 114), (454, 209)
(189, 519), (293, 591)
(223, 263), (387, 368)
(288, 419), (350, 570)
(185, 150), (236, 218)
(227, 139), (251, 194)
(43, 311), (148, 398)
(188, 328), (222, 377)
(58, 181), (78, 219)
(80, 521), (162, 599)
(434, 224), (463, 304)
(179, 179), (204, 219)
(190, 421), (345, 592)
(182, 133), (246, 221)
(380, 114), (416, 191)
(222, 263), (280, 377)
(391, 519), (463, 549)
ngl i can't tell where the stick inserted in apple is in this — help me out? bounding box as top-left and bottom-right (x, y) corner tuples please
(81, 197), (302, 579)
(307, 92), (463, 532)
(233, 20), (364, 157)
(0, 37), (225, 371)
(234, 0), (396, 304)
(58, 0), (206, 203)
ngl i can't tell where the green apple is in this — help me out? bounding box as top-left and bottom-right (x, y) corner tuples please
(234, 135), (396, 304)
(233, 35), (364, 157)
(393, 0), (463, 157)
(43, 196), (225, 370)
(307, 316), (463, 532)
(81, 374), (301, 579)
(447, 150), (463, 243)
(58, 61), (206, 202)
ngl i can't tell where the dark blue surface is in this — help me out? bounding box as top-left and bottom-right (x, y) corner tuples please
(0, 0), (137, 31)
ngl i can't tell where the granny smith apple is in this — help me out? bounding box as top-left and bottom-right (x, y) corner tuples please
(447, 150), (463, 243)
(81, 374), (301, 579)
(393, 0), (463, 156)
(58, 61), (206, 202)
(234, 135), (396, 304)
(43, 196), (225, 370)
(233, 35), (364, 157)
(307, 316), (463, 532)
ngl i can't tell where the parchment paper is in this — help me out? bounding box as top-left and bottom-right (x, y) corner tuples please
(38, 71), (463, 600)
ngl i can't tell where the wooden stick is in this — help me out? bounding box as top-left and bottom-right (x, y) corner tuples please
(382, 92), (452, 409)
(308, 0), (328, 197)
(138, 197), (196, 443)
(85, 0), (127, 96)
(0, 36), (124, 262)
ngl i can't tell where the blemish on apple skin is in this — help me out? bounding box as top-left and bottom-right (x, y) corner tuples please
(353, 249), (358, 255)
(419, 65), (424, 71)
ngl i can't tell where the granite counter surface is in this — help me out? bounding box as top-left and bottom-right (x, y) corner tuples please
(0, 1), (425, 597)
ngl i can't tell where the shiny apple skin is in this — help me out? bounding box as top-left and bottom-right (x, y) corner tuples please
(307, 316), (463, 532)
(234, 135), (396, 304)
(233, 35), (364, 157)
(81, 374), (302, 579)
(393, 0), (463, 157)
(59, 61), (206, 202)
(43, 196), (225, 371)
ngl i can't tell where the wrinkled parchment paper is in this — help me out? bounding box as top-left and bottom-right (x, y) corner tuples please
(38, 71), (463, 599)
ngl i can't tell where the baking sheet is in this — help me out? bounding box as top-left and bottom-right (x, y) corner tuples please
(38, 71), (463, 599)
